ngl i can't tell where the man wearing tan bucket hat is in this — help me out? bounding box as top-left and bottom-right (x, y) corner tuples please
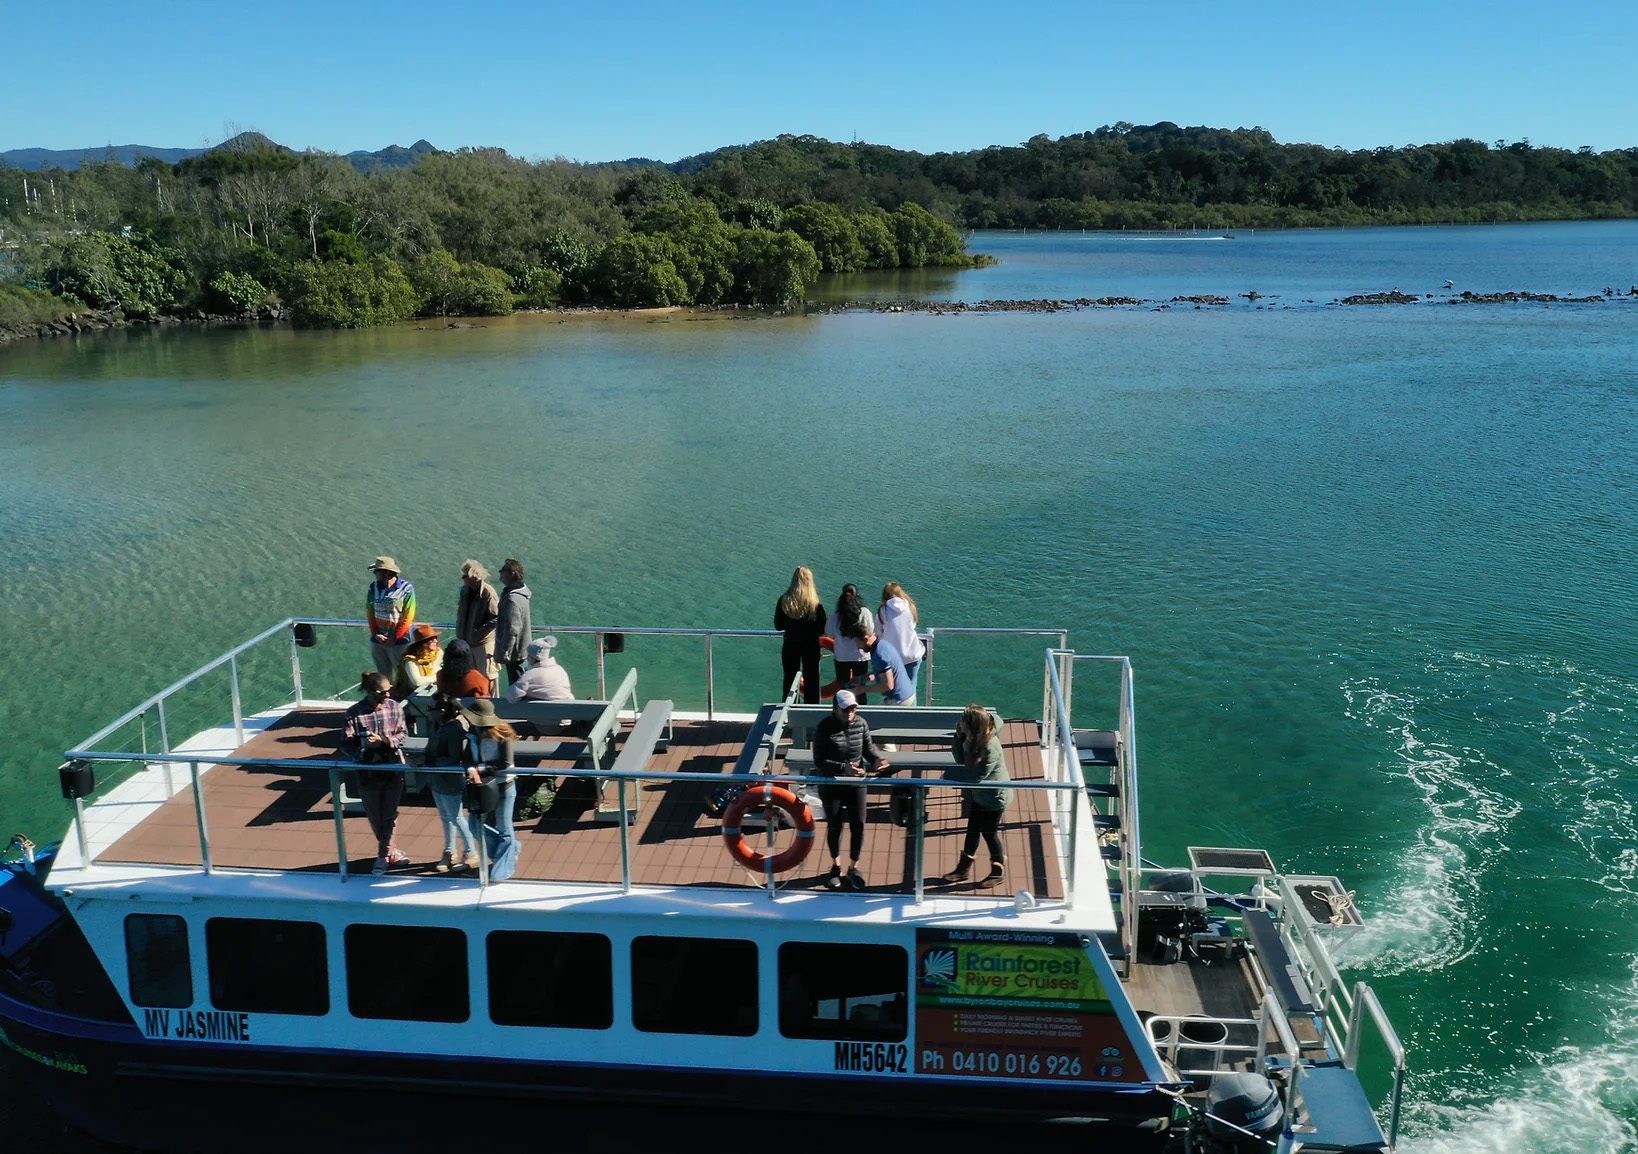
(366, 556), (418, 677)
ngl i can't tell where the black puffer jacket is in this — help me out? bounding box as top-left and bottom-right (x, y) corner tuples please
(812, 713), (884, 777)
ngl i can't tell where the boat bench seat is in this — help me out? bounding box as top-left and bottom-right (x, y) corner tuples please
(595, 700), (672, 825)
(731, 704), (786, 777)
(1242, 909), (1316, 1016)
(785, 706), (997, 749)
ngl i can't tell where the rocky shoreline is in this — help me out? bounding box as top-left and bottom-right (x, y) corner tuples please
(5, 287), (1634, 347)
(0, 304), (288, 347)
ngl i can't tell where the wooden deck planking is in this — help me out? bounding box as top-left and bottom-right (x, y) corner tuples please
(100, 711), (1063, 898)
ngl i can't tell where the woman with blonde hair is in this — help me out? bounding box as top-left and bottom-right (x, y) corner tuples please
(774, 566), (826, 704)
(878, 582), (926, 686)
(942, 704), (1010, 887)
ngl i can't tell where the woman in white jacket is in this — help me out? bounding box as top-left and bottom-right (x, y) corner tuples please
(877, 582), (926, 685)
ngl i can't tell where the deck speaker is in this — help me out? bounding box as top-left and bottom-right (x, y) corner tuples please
(603, 632), (625, 654)
(292, 622), (317, 648)
(59, 759), (95, 800)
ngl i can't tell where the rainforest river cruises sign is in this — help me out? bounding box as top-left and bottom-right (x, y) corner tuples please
(914, 928), (1147, 1084)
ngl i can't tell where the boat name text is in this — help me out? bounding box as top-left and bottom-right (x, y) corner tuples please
(142, 1008), (252, 1042)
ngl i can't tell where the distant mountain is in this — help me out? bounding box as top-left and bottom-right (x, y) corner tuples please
(345, 139), (437, 172)
(0, 136), (440, 171)
(0, 144), (206, 170)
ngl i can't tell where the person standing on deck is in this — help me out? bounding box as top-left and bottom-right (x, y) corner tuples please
(456, 560), (500, 683)
(812, 689), (890, 890)
(942, 704), (1010, 888)
(775, 566), (826, 704)
(494, 559), (532, 687)
(825, 585), (876, 704)
(420, 694), (477, 873)
(342, 672), (411, 874)
(366, 557), (417, 677)
(877, 583), (926, 688)
(462, 698), (521, 881)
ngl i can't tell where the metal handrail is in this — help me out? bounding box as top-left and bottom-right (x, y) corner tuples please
(1346, 982), (1406, 1148)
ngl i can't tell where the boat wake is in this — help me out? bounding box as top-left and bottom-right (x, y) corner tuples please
(1335, 673), (1519, 974)
(1397, 957), (1638, 1154)
(1341, 653), (1638, 1152)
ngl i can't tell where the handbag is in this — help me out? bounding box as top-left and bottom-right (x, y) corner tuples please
(464, 776), (502, 815)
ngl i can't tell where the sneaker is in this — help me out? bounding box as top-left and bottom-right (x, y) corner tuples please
(371, 857), (387, 875)
(385, 849), (411, 869)
(847, 866), (866, 891)
(463, 852), (480, 871)
(824, 865), (844, 890)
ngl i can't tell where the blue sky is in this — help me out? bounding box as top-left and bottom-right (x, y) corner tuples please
(7, 1), (1635, 159)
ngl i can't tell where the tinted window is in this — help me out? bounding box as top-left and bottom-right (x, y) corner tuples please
(345, 924), (468, 1022)
(487, 931), (612, 1029)
(207, 918), (328, 1016)
(779, 942), (907, 1040)
(631, 936), (757, 1036)
(125, 914), (192, 1008)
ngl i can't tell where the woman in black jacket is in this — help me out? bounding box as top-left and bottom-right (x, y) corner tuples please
(774, 565), (826, 704)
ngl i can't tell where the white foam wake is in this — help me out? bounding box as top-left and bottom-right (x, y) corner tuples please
(1335, 675), (1520, 974)
(1399, 959), (1638, 1154)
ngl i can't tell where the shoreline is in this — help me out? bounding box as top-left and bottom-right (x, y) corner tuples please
(6, 288), (1636, 349)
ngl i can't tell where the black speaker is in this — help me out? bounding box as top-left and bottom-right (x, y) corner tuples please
(603, 632), (625, 654)
(292, 622), (318, 648)
(59, 760), (95, 800)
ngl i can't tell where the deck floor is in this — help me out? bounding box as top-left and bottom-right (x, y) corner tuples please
(100, 712), (1064, 897)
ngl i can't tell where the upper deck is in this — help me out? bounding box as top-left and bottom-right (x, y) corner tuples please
(46, 618), (1126, 935)
(87, 709), (1067, 898)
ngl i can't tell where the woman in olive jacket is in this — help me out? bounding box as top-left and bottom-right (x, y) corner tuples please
(943, 704), (1010, 887)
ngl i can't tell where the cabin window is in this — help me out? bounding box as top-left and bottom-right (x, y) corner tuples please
(207, 918), (328, 1016)
(778, 942), (908, 1041)
(124, 914), (192, 1008)
(344, 924), (469, 1022)
(487, 931), (612, 1029)
(631, 936), (757, 1036)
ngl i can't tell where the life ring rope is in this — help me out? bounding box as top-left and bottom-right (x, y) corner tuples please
(721, 782), (816, 876)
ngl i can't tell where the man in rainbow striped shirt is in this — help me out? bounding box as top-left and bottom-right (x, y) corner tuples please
(367, 556), (418, 677)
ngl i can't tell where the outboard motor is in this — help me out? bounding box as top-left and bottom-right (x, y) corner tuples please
(1202, 1072), (1284, 1153)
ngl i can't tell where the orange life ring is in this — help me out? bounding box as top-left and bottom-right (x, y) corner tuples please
(721, 783), (816, 874)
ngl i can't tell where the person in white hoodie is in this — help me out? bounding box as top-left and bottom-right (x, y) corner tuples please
(877, 582), (926, 685)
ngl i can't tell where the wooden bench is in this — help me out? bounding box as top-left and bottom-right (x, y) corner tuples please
(730, 702), (789, 777)
(781, 748), (953, 773)
(596, 700), (672, 824)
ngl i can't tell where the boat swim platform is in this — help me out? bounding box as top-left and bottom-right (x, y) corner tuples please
(97, 709), (1066, 899)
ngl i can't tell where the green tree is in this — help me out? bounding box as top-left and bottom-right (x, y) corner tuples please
(851, 210), (899, 268)
(286, 256), (417, 328)
(455, 261), (513, 315)
(407, 249), (464, 316)
(588, 234), (688, 307)
(784, 203), (866, 273)
(38, 231), (187, 317)
(732, 229), (820, 306)
(888, 203), (966, 267)
(206, 270), (268, 313)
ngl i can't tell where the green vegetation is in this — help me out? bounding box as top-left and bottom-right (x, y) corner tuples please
(3, 122), (1634, 329)
(0, 283), (75, 328)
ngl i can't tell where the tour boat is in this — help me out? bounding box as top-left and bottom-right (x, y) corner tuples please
(0, 618), (1405, 1153)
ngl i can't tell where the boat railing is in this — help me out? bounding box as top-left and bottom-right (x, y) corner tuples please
(1042, 650), (1139, 965)
(55, 743), (1088, 899)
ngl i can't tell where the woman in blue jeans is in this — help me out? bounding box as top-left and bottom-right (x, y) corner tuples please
(421, 695), (477, 872)
(461, 698), (520, 880)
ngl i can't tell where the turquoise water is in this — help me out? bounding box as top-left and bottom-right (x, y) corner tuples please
(4, 222), (1638, 1150)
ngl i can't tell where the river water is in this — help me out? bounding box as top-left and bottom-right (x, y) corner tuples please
(3, 221), (1638, 1151)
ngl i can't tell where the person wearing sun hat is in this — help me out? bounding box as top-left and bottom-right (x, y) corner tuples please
(461, 697), (521, 880)
(390, 624), (443, 701)
(366, 556), (417, 677)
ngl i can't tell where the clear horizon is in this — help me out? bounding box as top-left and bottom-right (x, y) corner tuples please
(5, 0), (1636, 162)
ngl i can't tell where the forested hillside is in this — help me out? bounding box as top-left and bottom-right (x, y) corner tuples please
(3, 122), (1634, 329)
